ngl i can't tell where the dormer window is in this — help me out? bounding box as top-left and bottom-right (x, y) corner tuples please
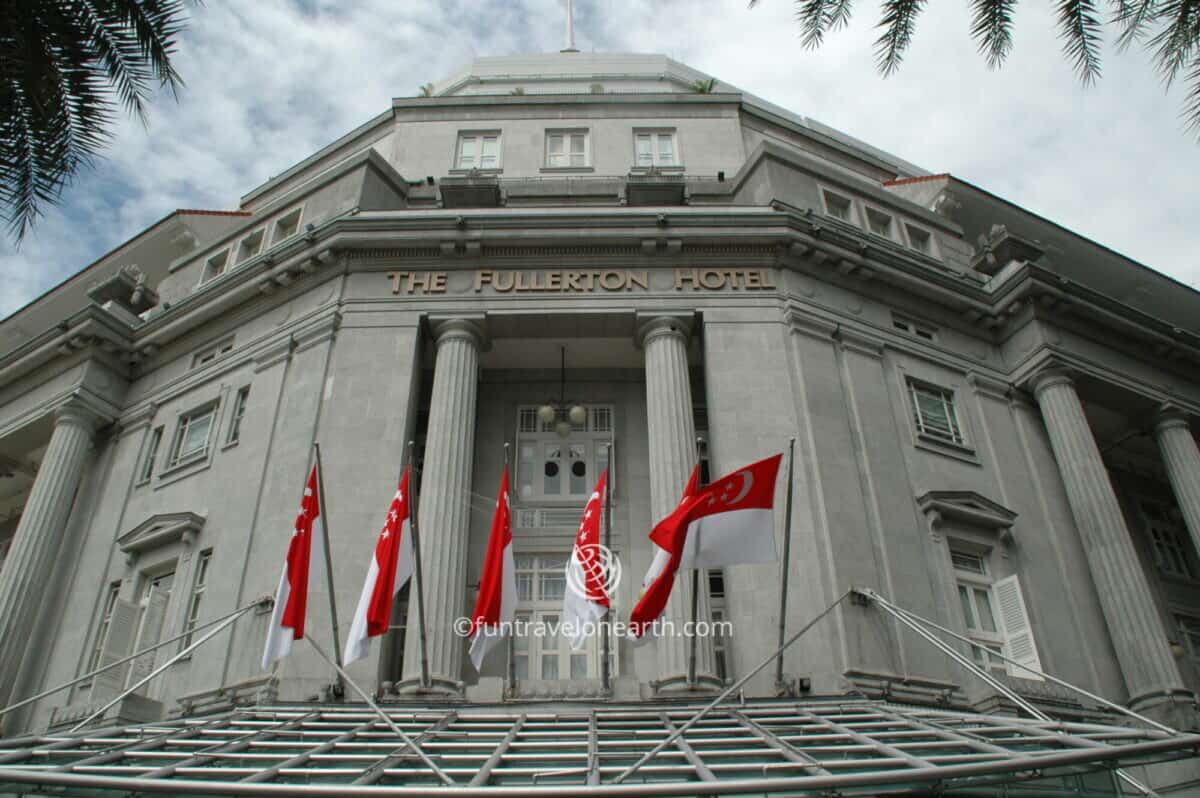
(905, 223), (937, 257)
(456, 132), (501, 170)
(272, 207), (303, 243)
(864, 206), (896, 240)
(820, 189), (856, 224)
(634, 130), (678, 168)
(200, 249), (230, 284)
(236, 229), (264, 263)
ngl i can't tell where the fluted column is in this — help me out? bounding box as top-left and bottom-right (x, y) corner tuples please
(1155, 407), (1200, 565)
(401, 318), (484, 693)
(0, 401), (100, 703)
(639, 315), (719, 691)
(1033, 370), (1188, 710)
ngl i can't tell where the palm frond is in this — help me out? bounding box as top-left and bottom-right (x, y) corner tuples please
(969, 0), (1018, 67)
(874, 0), (925, 74)
(1056, 0), (1105, 84)
(1112, 0), (1160, 50)
(1182, 51), (1200, 133)
(1146, 0), (1200, 86)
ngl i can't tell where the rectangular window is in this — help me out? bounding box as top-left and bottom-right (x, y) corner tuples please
(908, 380), (965, 446)
(272, 206), (303, 243)
(128, 569), (175, 692)
(183, 552), (211, 647)
(892, 314), (938, 342)
(708, 569), (728, 681)
(864, 206), (896, 240)
(950, 546), (1005, 675)
(513, 555), (615, 683)
(191, 337), (234, 369)
(169, 404), (217, 467)
(546, 130), (589, 168)
(85, 582), (122, 677)
(456, 132), (501, 170)
(515, 404), (614, 503)
(227, 386), (250, 445)
(634, 130), (678, 167)
(821, 189), (856, 224)
(905, 223), (936, 256)
(138, 426), (163, 484)
(236, 229), (265, 263)
(1141, 499), (1194, 579)
(201, 249), (230, 284)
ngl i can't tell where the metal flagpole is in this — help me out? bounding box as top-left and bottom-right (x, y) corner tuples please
(601, 440), (614, 693)
(406, 441), (432, 690)
(614, 588), (853, 783)
(69, 606), (255, 733)
(0, 597), (269, 720)
(774, 437), (797, 692)
(305, 635), (454, 785)
(503, 442), (516, 696)
(312, 443), (343, 696)
(687, 438), (705, 688)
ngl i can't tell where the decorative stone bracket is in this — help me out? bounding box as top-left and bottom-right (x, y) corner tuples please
(916, 490), (1018, 545)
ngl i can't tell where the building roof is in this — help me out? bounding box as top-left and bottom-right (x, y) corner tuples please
(0, 698), (1194, 795)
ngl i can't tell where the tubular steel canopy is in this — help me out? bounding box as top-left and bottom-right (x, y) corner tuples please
(0, 698), (1196, 796)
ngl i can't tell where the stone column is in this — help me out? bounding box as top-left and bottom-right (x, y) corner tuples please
(1033, 370), (1188, 711)
(401, 318), (484, 693)
(1155, 407), (1200, 561)
(638, 315), (719, 691)
(0, 401), (100, 703)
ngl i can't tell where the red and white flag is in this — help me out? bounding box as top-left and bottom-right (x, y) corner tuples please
(628, 465), (700, 642)
(262, 465), (327, 669)
(468, 469), (516, 670)
(343, 467), (416, 665)
(676, 453), (783, 569)
(562, 470), (610, 650)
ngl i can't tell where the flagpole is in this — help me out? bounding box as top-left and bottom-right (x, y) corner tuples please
(312, 443), (344, 697)
(601, 440), (613, 694)
(406, 440), (432, 690)
(687, 437), (705, 688)
(774, 436), (797, 693)
(503, 442), (516, 697)
(304, 635), (454, 785)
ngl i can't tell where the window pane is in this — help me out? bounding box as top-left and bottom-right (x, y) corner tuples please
(541, 657), (559, 680)
(514, 654), (528, 680)
(540, 570), (565, 601)
(569, 443), (588, 494)
(458, 137), (476, 167)
(975, 588), (998, 633)
(180, 411), (213, 458)
(516, 573), (534, 602)
(657, 135), (674, 163)
(570, 654), (588, 680)
(958, 584), (976, 630)
(636, 135), (652, 165)
(544, 445), (562, 495)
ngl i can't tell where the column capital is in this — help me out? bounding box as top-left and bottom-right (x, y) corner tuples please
(1030, 366), (1076, 398)
(635, 313), (694, 349)
(1154, 404), (1193, 434)
(53, 398), (107, 433)
(429, 315), (489, 351)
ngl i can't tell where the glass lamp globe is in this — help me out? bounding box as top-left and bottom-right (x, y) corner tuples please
(568, 404), (587, 426)
(537, 404), (557, 424)
(555, 420), (572, 438)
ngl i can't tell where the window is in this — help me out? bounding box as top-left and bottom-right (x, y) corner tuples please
(905, 223), (936, 257)
(191, 337), (234, 369)
(821, 189), (856, 224)
(227, 386), (250, 446)
(182, 552), (211, 647)
(236, 229), (265, 263)
(168, 404), (217, 468)
(545, 130), (589, 168)
(201, 249), (230, 284)
(908, 380), (965, 446)
(127, 569), (175, 693)
(138, 426), (163, 484)
(950, 543), (1043, 680)
(456, 132), (500, 170)
(85, 582), (122, 678)
(513, 554), (613, 681)
(1140, 499), (1194, 579)
(1176, 614), (1200, 660)
(272, 206), (303, 243)
(515, 405), (613, 503)
(892, 314), (938, 342)
(634, 130), (678, 168)
(708, 569), (728, 681)
(864, 206), (896, 240)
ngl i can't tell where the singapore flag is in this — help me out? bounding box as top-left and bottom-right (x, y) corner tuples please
(262, 465), (327, 669)
(468, 469), (516, 670)
(562, 470), (610, 650)
(675, 453), (783, 569)
(343, 467), (417, 665)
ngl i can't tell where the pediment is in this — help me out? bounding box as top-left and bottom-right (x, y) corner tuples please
(916, 490), (1017, 534)
(118, 511), (206, 555)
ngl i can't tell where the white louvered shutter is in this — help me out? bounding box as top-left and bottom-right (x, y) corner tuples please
(89, 599), (139, 702)
(993, 575), (1044, 681)
(127, 587), (170, 690)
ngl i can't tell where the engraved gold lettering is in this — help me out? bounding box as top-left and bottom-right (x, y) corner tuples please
(675, 269), (698, 290)
(627, 270), (648, 290)
(475, 270), (493, 292)
(700, 269), (725, 290)
(493, 271), (515, 292)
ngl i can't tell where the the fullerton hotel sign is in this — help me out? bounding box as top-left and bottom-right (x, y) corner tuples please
(385, 268), (777, 295)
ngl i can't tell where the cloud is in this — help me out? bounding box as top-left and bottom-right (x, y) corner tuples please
(2, 0), (1197, 318)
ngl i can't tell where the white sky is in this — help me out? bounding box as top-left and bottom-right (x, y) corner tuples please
(1, 0), (1197, 318)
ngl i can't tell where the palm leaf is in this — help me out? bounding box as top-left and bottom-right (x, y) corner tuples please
(875, 0), (926, 74)
(1056, 0), (1104, 84)
(969, 0), (1018, 66)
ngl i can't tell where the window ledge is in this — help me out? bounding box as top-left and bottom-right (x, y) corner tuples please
(220, 438), (241, 452)
(448, 168), (503, 176)
(156, 453), (214, 488)
(630, 165), (684, 174)
(539, 166), (595, 174)
(914, 433), (980, 466)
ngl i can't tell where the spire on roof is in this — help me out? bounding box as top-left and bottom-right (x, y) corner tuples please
(562, 0), (579, 53)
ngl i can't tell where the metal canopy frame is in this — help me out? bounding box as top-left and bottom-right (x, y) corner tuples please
(0, 698), (1195, 796)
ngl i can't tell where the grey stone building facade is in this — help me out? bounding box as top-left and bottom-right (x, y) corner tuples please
(1, 51), (1199, 793)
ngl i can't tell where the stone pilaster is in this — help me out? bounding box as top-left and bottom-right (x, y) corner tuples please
(401, 318), (485, 693)
(1033, 370), (1189, 711)
(638, 314), (719, 691)
(1155, 407), (1200, 567)
(0, 401), (101, 703)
